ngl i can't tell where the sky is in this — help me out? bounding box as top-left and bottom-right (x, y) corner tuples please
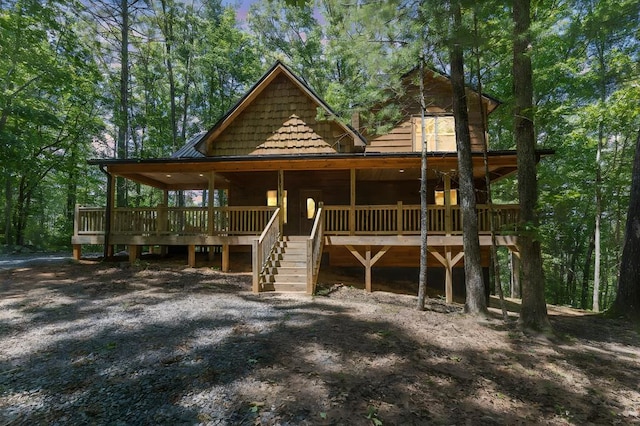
(222, 0), (254, 22)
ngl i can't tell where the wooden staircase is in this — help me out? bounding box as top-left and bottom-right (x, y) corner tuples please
(261, 236), (308, 292)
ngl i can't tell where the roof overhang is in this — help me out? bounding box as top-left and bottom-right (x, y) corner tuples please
(89, 149), (553, 191)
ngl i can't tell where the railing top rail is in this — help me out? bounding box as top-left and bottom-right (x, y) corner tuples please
(308, 206), (324, 241)
(258, 208), (281, 244)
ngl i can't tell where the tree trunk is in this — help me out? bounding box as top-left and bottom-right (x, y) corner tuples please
(581, 231), (595, 309)
(450, 2), (486, 316)
(612, 131), (640, 319)
(473, 9), (507, 320)
(593, 121), (603, 312)
(417, 58), (429, 311)
(116, 0), (129, 208)
(513, 0), (551, 330)
(4, 176), (12, 246)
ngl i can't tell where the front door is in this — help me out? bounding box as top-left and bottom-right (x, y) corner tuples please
(299, 189), (322, 235)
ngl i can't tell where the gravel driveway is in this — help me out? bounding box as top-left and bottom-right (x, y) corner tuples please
(2, 260), (640, 425)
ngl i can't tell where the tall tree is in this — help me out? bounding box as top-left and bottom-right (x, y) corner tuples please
(449, 1), (487, 315)
(612, 131), (640, 319)
(513, 0), (550, 330)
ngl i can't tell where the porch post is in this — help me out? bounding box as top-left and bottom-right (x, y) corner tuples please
(106, 172), (115, 258)
(207, 172), (215, 235)
(365, 245), (372, 292)
(350, 168), (356, 235)
(207, 172), (216, 263)
(73, 204), (81, 260)
(160, 190), (169, 256)
(188, 244), (196, 267)
(221, 244), (229, 272)
(278, 169), (284, 230)
(445, 248), (454, 303)
(444, 174), (452, 235)
(429, 247), (464, 304)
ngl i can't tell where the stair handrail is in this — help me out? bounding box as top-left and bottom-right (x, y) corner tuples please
(252, 208), (281, 292)
(306, 204), (325, 294)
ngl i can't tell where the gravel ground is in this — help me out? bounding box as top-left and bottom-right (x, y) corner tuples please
(1, 258), (640, 425)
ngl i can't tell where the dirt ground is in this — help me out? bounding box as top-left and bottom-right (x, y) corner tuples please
(1, 256), (639, 425)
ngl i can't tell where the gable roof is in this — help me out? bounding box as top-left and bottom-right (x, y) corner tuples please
(194, 61), (367, 156)
(402, 66), (501, 114)
(252, 114), (337, 154)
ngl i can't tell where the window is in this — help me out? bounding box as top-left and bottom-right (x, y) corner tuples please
(306, 197), (316, 219)
(434, 189), (458, 206)
(266, 190), (287, 223)
(413, 115), (456, 152)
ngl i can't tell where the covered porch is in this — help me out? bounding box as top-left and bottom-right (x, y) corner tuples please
(73, 152), (522, 298)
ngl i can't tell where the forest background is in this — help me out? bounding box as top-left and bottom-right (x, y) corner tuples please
(1, 0), (638, 313)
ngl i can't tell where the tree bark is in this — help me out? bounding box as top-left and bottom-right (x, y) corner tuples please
(612, 131), (640, 319)
(116, 0), (129, 208)
(513, 0), (551, 330)
(417, 58), (429, 311)
(581, 231), (595, 309)
(450, 2), (486, 316)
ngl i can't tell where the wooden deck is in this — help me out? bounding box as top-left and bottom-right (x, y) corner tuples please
(73, 203), (518, 243)
(72, 203), (519, 299)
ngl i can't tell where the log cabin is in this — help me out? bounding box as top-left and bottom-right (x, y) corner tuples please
(72, 61), (550, 301)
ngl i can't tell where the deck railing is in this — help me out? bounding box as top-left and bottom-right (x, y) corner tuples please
(74, 203), (518, 238)
(253, 208), (281, 292)
(307, 205), (325, 294)
(75, 206), (106, 235)
(323, 203), (519, 235)
(76, 205), (277, 236)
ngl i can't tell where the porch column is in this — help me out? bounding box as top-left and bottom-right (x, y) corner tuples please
(350, 168), (356, 235)
(106, 172), (115, 258)
(160, 190), (169, 256)
(278, 169), (285, 230)
(444, 174), (452, 235)
(207, 172), (215, 235)
(73, 204), (81, 260)
(207, 172), (217, 264)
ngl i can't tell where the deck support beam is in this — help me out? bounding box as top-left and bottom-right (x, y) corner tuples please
(73, 244), (81, 260)
(222, 244), (230, 272)
(508, 247), (521, 298)
(428, 247), (464, 303)
(345, 245), (391, 292)
(128, 245), (141, 264)
(188, 244), (196, 267)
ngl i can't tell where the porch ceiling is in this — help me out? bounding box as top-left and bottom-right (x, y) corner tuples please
(96, 150), (536, 190)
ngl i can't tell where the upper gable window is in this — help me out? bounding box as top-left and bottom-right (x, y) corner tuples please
(412, 115), (456, 152)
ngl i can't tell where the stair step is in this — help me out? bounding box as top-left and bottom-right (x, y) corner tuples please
(271, 253), (307, 262)
(273, 274), (306, 283)
(272, 283), (306, 292)
(283, 236), (308, 242)
(266, 266), (306, 275)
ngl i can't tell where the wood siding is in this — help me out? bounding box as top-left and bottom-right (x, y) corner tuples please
(207, 74), (354, 156)
(365, 70), (492, 153)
